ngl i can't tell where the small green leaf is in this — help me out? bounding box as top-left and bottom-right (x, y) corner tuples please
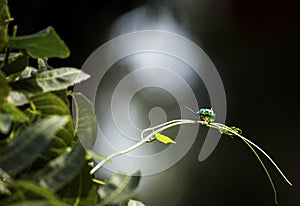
(128, 199), (146, 206)
(0, 116), (68, 175)
(30, 143), (86, 192)
(16, 181), (67, 206)
(72, 92), (97, 150)
(8, 26), (70, 59)
(10, 68), (90, 93)
(155, 133), (176, 144)
(98, 171), (140, 206)
(62, 163), (99, 206)
(2, 102), (30, 123)
(10, 67), (90, 93)
(36, 68), (90, 91)
(219, 126), (242, 137)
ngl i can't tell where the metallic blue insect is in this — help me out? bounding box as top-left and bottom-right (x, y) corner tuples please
(197, 108), (216, 123)
(185, 107), (216, 123)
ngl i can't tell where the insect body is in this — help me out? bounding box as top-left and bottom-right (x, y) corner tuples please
(197, 108), (216, 123)
(185, 107), (216, 124)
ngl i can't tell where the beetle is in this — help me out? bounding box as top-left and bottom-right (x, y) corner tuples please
(197, 108), (216, 123)
(185, 107), (216, 124)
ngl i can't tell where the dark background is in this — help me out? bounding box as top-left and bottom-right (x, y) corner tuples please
(8, 0), (299, 205)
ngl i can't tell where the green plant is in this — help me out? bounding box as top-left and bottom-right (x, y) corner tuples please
(0, 1), (143, 205)
(0, 1), (293, 205)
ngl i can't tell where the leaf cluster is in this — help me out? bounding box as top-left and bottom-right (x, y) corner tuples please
(0, 1), (142, 205)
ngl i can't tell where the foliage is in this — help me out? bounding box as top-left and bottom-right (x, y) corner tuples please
(0, 1), (142, 205)
(0, 1), (292, 205)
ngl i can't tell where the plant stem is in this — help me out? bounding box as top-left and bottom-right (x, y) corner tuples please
(90, 138), (148, 174)
(141, 119), (188, 140)
(90, 118), (292, 204)
(209, 122), (294, 204)
(211, 122), (292, 186)
(90, 119), (202, 174)
(242, 136), (278, 205)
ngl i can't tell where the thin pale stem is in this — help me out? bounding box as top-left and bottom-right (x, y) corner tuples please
(141, 119), (182, 140)
(90, 139), (148, 174)
(90, 117), (292, 204)
(149, 119), (199, 134)
(141, 119), (195, 139)
(211, 122), (292, 186)
(90, 119), (201, 174)
(241, 137), (278, 204)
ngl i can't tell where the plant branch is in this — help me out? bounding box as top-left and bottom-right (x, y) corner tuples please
(90, 119), (202, 174)
(90, 117), (292, 206)
(210, 122), (293, 186)
(242, 135), (278, 204)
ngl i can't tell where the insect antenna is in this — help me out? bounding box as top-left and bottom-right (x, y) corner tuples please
(185, 106), (198, 115)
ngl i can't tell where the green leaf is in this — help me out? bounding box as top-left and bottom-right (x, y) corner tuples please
(128, 199), (146, 206)
(36, 67), (90, 92)
(0, 116), (68, 175)
(8, 26), (70, 59)
(98, 171), (140, 206)
(2, 102), (30, 123)
(155, 133), (176, 144)
(52, 89), (69, 106)
(219, 126), (242, 137)
(10, 67), (90, 92)
(62, 162), (99, 206)
(32, 92), (70, 115)
(30, 142), (86, 192)
(72, 92), (97, 150)
(1, 52), (28, 76)
(31, 92), (74, 146)
(16, 180), (67, 206)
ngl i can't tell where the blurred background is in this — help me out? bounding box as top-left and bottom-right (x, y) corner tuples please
(9, 0), (299, 205)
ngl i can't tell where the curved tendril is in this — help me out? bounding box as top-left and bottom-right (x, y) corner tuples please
(90, 116), (292, 204)
(211, 122), (292, 186)
(141, 119), (186, 140)
(241, 137), (278, 205)
(90, 138), (148, 174)
(184, 106), (198, 114)
(209, 123), (294, 204)
(91, 119), (198, 175)
(237, 135), (292, 186)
